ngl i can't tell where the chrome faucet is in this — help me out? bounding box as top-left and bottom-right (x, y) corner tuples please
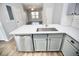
(45, 24), (48, 27)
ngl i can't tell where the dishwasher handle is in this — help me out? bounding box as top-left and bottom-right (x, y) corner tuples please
(76, 51), (79, 56)
(71, 40), (75, 44)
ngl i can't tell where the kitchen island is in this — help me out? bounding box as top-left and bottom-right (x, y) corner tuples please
(10, 24), (65, 51)
(10, 24), (79, 55)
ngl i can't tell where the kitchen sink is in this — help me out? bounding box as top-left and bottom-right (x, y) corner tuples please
(37, 28), (58, 32)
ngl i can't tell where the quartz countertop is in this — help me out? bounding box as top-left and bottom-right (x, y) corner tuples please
(10, 24), (79, 42)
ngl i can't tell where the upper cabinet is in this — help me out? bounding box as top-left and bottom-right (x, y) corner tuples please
(67, 3), (79, 15)
(74, 4), (79, 15)
(67, 3), (76, 15)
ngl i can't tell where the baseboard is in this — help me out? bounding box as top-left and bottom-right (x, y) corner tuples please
(4, 36), (14, 41)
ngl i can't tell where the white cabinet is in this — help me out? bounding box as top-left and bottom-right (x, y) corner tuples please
(14, 35), (33, 51)
(67, 3), (79, 15)
(33, 34), (47, 51)
(62, 35), (79, 56)
(48, 34), (63, 51)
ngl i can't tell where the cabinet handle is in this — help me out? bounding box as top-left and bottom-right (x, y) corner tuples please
(71, 40), (75, 44)
(17, 21), (19, 23)
(76, 51), (79, 56)
(77, 55), (79, 56)
(72, 13), (74, 15)
(76, 51), (79, 54)
(74, 12), (76, 15)
(49, 39), (51, 40)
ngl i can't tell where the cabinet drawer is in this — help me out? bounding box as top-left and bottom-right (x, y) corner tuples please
(33, 34), (47, 40)
(65, 35), (79, 50)
(48, 34), (63, 38)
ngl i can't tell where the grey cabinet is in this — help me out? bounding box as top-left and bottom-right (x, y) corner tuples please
(62, 39), (78, 56)
(48, 34), (63, 51)
(67, 3), (76, 15)
(15, 35), (33, 51)
(74, 4), (79, 15)
(24, 36), (33, 51)
(67, 3), (79, 15)
(33, 34), (47, 51)
(62, 35), (79, 56)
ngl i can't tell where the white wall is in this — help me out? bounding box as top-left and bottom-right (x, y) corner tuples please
(0, 3), (27, 41)
(42, 3), (63, 24)
(24, 10), (29, 24)
(61, 3), (73, 26)
(0, 22), (7, 41)
(52, 3), (63, 24)
(42, 3), (54, 24)
(13, 4), (27, 27)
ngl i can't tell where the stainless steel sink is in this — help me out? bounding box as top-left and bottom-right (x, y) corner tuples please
(37, 28), (58, 32)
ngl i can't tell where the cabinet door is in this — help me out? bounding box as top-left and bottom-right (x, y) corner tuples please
(67, 3), (76, 15)
(33, 34), (47, 51)
(24, 36), (33, 51)
(34, 39), (47, 51)
(48, 37), (62, 51)
(15, 36), (25, 51)
(62, 39), (78, 56)
(15, 35), (33, 51)
(74, 3), (79, 15)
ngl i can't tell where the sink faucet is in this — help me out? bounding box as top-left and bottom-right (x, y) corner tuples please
(45, 24), (48, 27)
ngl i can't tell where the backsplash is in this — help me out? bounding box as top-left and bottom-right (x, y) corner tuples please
(72, 15), (79, 28)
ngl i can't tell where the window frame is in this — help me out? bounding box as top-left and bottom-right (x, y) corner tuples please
(31, 11), (39, 19)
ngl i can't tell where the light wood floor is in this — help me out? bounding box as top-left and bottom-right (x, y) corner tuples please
(0, 39), (63, 56)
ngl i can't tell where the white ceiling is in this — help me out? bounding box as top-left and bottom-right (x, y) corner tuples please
(23, 3), (43, 10)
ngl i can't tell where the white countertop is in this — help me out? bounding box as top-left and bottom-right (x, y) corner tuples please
(10, 24), (79, 42)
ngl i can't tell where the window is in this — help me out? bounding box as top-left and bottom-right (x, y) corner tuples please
(31, 12), (39, 19)
(6, 5), (14, 20)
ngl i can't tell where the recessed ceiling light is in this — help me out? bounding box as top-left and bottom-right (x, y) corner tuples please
(31, 8), (34, 10)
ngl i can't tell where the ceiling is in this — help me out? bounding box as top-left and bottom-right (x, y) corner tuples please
(23, 3), (43, 11)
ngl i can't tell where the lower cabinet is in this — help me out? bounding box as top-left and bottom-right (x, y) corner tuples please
(62, 35), (79, 56)
(48, 34), (63, 51)
(62, 39), (78, 56)
(14, 34), (64, 52)
(14, 35), (33, 51)
(34, 39), (47, 51)
(33, 34), (47, 51)
(33, 34), (63, 51)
